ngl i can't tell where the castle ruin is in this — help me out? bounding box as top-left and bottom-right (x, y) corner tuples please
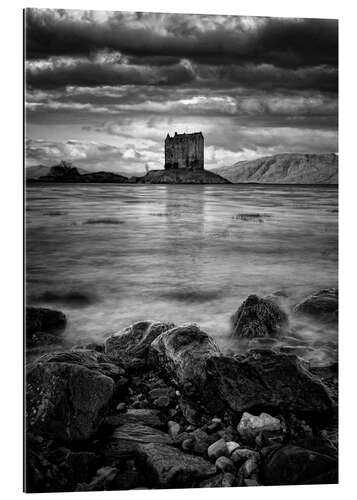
(164, 132), (204, 170)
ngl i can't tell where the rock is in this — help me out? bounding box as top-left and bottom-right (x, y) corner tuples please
(237, 412), (281, 440)
(102, 409), (164, 429)
(149, 324), (220, 400)
(263, 445), (338, 485)
(137, 443), (216, 488)
(116, 402), (127, 412)
(105, 321), (174, 360)
(226, 441), (240, 455)
(205, 350), (334, 415)
(26, 306), (67, 346)
(222, 472), (236, 487)
(295, 289), (338, 324)
(215, 456), (235, 474)
(154, 395), (171, 409)
(26, 361), (114, 440)
(72, 342), (104, 352)
(241, 456), (259, 477)
(168, 421), (181, 438)
(199, 474), (224, 487)
(76, 466), (118, 491)
(104, 423), (173, 460)
(231, 295), (287, 338)
(244, 478), (260, 487)
(231, 448), (260, 465)
(64, 452), (100, 485)
(207, 439), (229, 460)
(36, 350), (124, 380)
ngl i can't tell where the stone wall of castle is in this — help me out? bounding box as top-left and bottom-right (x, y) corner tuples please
(164, 132), (204, 170)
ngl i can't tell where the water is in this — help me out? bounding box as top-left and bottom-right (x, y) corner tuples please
(26, 184), (338, 366)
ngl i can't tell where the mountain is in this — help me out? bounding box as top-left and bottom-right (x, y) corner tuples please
(137, 169), (231, 184)
(211, 153), (338, 184)
(26, 164), (89, 179)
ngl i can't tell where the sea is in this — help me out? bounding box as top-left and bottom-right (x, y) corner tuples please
(26, 184), (338, 366)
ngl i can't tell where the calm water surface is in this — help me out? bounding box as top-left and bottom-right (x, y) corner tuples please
(26, 184), (338, 366)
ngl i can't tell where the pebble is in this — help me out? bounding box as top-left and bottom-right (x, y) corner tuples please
(215, 456), (236, 474)
(241, 457), (259, 477)
(207, 438), (229, 460)
(226, 441), (240, 455)
(237, 412), (281, 440)
(168, 420), (181, 438)
(116, 402), (127, 412)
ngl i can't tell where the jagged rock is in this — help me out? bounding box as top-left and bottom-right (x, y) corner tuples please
(237, 412), (281, 440)
(26, 361), (114, 440)
(137, 442), (216, 488)
(295, 289), (338, 324)
(105, 321), (174, 360)
(205, 350), (334, 415)
(231, 295), (287, 338)
(102, 409), (164, 429)
(262, 445), (338, 485)
(103, 423), (173, 460)
(215, 456), (235, 474)
(26, 306), (67, 346)
(149, 324), (220, 399)
(36, 350), (124, 379)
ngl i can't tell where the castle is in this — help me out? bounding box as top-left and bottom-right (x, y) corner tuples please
(164, 132), (204, 170)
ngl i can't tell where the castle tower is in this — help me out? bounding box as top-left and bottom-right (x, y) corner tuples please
(164, 132), (204, 170)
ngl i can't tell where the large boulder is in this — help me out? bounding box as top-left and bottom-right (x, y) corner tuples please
(26, 306), (67, 347)
(105, 321), (175, 360)
(262, 444), (338, 485)
(231, 295), (287, 338)
(26, 361), (114, 441)
(149, 324), (220, 399)
(36, 350), (124, 379)
(295, 288), (338, 324)
(205, 350), (334, 415)
(137, 442), (216, 488)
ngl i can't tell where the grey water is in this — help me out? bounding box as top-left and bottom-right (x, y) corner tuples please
(26, 184), (338, 366)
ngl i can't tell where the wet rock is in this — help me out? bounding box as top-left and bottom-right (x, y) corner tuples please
(221, 472), (236, 487)
(36, 349), (124, 380)
(206, 350), (334, 415)
(26, 306), (67, 347)
(237, 412), (281, 440)
(262, 444), (338, 485)
(105, 321), (174, 360)
(231, 295), (287, 338)
(215, 456), (235, 474)
(207, 439), (229, 460)
(149, 324), (220, 400)
(103, 409), (164, 429)
(137, 442), (216, 488)
(104, 423), (173, 460)
(26, 361), (114, 441)
(231, 448), (260, 465)
(295, 288), (338, 324)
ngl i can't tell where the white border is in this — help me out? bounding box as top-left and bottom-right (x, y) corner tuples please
(1, 1), (356, 499)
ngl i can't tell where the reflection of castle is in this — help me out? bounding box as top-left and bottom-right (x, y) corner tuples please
(164, 132), (204, 170)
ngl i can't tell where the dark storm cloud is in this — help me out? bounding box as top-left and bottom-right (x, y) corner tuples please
(26, 10), (337, 70)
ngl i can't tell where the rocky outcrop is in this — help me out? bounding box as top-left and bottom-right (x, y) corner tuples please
(206, 350), (334, 415)
(295, 288), (338, 324)
(231, 295), (287, 338)
(26, 306), (67, 347)
(212, 153), (338, 184)
(26, 359), (114, 441)
(262, 445), (338, 485)
(149, 324), (220, 399)
(105, 321), (174, 361)
(137, 169), (231, 184)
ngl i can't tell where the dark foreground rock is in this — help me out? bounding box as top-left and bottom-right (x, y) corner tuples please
(262, 444), (338, 485)
(26, 306), (67, 347)
(231, 295), (287, 338)
(26, 360), (114, 440)
(295, 288), (338, 324)
(137, 442), (216, 488)
(206, 350), (334, 416)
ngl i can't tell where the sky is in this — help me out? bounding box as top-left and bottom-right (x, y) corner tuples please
(25, 9), (338, 175)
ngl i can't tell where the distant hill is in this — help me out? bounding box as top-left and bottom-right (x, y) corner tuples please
(138, 169), (231, 184)
(211, 153), (338, 184)
(26, 164), (89, 179)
